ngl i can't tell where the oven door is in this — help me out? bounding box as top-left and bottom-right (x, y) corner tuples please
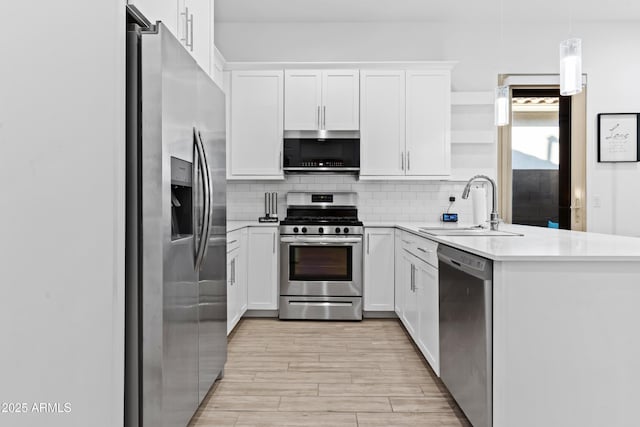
(280, 236), (363, 297)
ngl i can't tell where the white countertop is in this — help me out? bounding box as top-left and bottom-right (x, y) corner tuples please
(226, 219), (640, 261)
(227, 220), (280, 233)
(366, 222), (640, 261)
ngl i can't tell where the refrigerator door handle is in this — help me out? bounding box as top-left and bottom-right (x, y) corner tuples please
(196, 129), (215, 269)
(194, 128), (210, 270)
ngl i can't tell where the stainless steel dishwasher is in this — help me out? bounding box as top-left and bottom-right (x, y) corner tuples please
(438, 245), (493, 427)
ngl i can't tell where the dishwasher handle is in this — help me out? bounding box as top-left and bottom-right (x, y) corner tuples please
(437, 245), (492, 281)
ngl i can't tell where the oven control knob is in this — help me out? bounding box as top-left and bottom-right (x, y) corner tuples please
(293, 227), (299, 233)
(335, 227), (341, 233)
(318, 227), (324, 234)
(343, 227), (349, 234)
(301, 227), (307, 233)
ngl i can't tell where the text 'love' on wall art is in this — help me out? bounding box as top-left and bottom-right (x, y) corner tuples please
(598, 113), (640, 162)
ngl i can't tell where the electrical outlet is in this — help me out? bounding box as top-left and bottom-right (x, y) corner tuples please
(593, 195), (601, 208)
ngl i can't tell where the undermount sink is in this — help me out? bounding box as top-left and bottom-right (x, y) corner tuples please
(418, 226), (524, 237)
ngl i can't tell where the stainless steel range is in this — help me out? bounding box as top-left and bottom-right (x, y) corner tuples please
(279, 192), (363, 320)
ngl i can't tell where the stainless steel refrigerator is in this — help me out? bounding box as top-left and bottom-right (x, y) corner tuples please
(125, 14), (227, 427)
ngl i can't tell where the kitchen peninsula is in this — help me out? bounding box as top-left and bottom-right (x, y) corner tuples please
(368, 222), (640, 427)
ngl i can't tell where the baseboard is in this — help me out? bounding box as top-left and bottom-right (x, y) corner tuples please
(363, 311), (398, 319)
(244, 309), (279, 318)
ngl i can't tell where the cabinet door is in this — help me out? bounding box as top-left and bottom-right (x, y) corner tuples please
(394, 230), (403, 315)
(322, 70), (359, 130)
(230, 71), (284, 178)
(185, 0), (213, 75)
(237, 228), (248, 314)
(360, 70), (405, 176)
(401, 254), (419, 340)
(405, 70), (450, 176)
(363, 228), (395, 312)
(284, 70), (322, 130)
(226, 247), (240, 335)
(247, 227), (279, 310)
(416, 261), (440, 375)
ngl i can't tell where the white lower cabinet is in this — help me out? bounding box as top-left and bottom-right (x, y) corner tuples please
(394, 229), (403, 314)
(416, 258), (440, 375)
(227, 228), (247, 335)
(247, 227), (279, 310)
(363, 228), (395, 312)
(396, 230), (440, 375)
(400, 251), (419, 339)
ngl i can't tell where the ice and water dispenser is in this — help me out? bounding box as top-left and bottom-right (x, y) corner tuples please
(170, 157), (193, 240)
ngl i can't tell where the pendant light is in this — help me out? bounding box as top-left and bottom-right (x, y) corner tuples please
(494, 0), (509, 126)
(559, 1), (582, 96)
(495, 85), (509, 126)
(559, 38), (582, 96)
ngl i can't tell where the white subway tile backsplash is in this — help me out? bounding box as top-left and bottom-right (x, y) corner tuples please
(227, 175), (479, 223)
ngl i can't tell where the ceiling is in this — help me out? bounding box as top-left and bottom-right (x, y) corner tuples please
(215, 0), (640, 23)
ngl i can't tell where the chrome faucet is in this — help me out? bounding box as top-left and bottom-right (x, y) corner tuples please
(462, 175), (501, 231)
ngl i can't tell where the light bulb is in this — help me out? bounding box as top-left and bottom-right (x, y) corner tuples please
(495, 85), (509, 126)
(560, 38), (582, 96)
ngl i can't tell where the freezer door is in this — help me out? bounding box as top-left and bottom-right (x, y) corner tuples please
(195, 71), (227, 402)
(139, 23), (199, 427)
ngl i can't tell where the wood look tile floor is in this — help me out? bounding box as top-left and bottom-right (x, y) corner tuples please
(189, 319), (470, 427)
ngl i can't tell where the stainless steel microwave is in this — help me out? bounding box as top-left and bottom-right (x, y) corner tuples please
(282, 130), (360, 174)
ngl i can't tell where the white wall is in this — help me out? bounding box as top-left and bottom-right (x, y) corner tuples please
(0, 1), (125, 426)
(216, 20), (640, 235)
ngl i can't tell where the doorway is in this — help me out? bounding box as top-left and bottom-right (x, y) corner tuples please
(498, 79), (587, 231)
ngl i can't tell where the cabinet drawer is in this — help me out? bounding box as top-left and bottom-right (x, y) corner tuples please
(400, 231), (438, 268)
(227, 229), (242, 253)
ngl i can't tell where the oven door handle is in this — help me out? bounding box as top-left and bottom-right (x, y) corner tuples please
(288, 301), (354, 307)
(280, 237), (362, 244)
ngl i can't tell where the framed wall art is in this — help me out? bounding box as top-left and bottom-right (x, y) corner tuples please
(597, 113), (640, 162)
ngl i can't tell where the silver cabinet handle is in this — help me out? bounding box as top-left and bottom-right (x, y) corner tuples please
(180, 7), (193, 51)
(417, 247), (433, 254)
(323, 106), (326, 129)
(227, 239), (238, 245)
(188, 12), (194, 51)
(401, 239), (413, 244)
(401, 152), (404, 171)
(407, 151), (411, 171)
(231, 258), (235, 284)
(367, 233), (370, 254)
(317, 106), (320, 130)
(273, 232), (276, 254)
(180, 7), (188, 44)
(410, 264), (415, 292)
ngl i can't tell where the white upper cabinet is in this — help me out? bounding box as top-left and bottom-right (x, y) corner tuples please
(360, 67), (451, 179)
(284, 69), (359, 131)
(360, 70), (406, 176)
(129, 0), (215, 76)
(363, 228), (395, 312)
(230, 70), (284, 179)
(322, 70), (360, 130)
(284, 70), (323, 130)
(405, 70), (451, 177)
